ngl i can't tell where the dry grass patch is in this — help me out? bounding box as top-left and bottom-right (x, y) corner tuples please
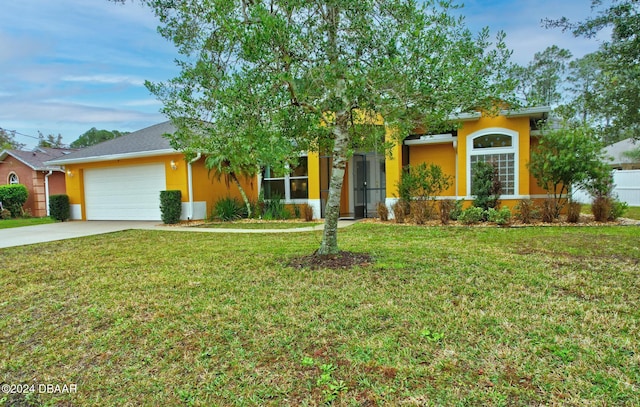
(1, 225), (639, 406)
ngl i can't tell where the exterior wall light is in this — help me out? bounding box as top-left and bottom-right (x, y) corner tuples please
(170, 160), (178, 170)
(66, 169), (74, 177)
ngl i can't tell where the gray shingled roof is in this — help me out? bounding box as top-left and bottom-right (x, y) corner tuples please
(0, 147), (74, 171)
(46, 121), (177, 165)
(605, 138), (640, 166)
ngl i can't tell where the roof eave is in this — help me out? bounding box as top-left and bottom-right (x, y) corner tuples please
(44, 149), (179, 166)
(500, 106), (551, 119)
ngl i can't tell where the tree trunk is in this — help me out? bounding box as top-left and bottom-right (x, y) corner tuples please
(317, 111), (350, 256)
(230, 172), (252, 218)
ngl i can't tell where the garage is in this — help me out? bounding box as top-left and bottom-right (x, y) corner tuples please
(84, 164), (166, 220)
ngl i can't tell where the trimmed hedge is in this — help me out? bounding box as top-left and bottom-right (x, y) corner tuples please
(160, 190), (182, 224)
(0, 184), (28, 218)
(49, 194), (70, 221)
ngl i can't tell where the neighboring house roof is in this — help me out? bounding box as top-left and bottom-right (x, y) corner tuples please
(604, 138), (640, 167)
(46, 121), (178, 165)
(0, 147), (75, 172)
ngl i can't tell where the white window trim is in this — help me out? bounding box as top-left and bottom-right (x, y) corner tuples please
(259, 156), (309, 203)
(466, 128), (519, 199)
(8, 172), (19, 184)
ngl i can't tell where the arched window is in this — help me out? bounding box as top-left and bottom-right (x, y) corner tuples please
(467, 129), (518, 196)
(8, 172), (19, 185)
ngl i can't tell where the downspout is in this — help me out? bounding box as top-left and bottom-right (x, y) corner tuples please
(187, 153), (202, 220)
(44, 170), (53, 216)
(453, 140), (459, 198)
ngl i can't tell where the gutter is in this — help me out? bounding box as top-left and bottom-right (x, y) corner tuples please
(187, 153), (202, 220)
(44, 170), (53, 216)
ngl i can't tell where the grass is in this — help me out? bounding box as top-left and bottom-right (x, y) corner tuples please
(199, 220), (323, 229)
(581, 204), (640, 220)
(1, 223), (639, 406)
(0, 217), (55, 229)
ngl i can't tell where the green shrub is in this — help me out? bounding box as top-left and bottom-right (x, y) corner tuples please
(471, 161), (502, 213)
(160, 190), (182, 224)
(212, 196), (246, 221)
(262, 193), (290, 220)
(487, 207), (512, 226)
(397, 163), (452, 204)
(449, 199), (464, 221)
(0, 184), (28, 218)
(609, 199), (628, 221)
(458, 206), (484, 225)
(49, 194), (70, 222)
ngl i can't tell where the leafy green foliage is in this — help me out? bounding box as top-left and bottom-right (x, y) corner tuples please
(529, 125), (609, 219)
(397, 163), (452, 203)
(471, 161), (502, 213)
(212, 196), (246, 222)
(0, 184), (28, 217)
(70, 128), (128, 148)
(487, 207), (512, 225)
(547, 0), (640, 139)
(37, 132), (65, 148)
(159, 190), (182, 224)
(509, 45), (572, 106)
(0, 128), (25, 150)
(49, 194), (70, 222)
(458, 206), (485, 225)
(262, 194), (290, 220)
(125, 0), (514, 255)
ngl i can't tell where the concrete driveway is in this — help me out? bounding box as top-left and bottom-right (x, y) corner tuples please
(0, 221), (158, 249)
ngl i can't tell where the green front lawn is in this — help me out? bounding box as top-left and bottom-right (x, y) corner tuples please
(1, 224), (639, 406)
(198, 220), (324, 229)
(581, 204), (640, 220)
(0, 217), (55, 229)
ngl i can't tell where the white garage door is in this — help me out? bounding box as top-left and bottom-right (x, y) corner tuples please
(84, 164), (166, 220)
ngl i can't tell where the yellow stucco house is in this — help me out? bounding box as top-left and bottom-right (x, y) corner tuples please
(46, 107), (549, 221)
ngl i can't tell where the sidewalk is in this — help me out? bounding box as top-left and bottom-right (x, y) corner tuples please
(0, 220), (358, 249)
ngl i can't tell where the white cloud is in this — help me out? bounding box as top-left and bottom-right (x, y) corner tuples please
(62, 75), (146, 87)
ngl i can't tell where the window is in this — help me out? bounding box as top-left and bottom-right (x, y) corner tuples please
(8, 172), (19, 184)
(468, 130), (517, 196)
(261, 157), (308, 200)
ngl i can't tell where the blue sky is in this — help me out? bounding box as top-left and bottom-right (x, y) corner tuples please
(1, 0), (608, 149)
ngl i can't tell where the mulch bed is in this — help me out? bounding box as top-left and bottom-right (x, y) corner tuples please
(288, 251), (373, 270)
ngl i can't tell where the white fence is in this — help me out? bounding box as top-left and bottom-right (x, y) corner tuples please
(573, 170), (640, 206)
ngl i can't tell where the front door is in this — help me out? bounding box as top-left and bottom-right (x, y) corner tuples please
(353, 154), (367, 218)
(352, 152), (386, 218)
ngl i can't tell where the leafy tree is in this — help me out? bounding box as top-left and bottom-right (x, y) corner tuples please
(528, 124), (609, 219)
(546, 0), (640, 139)
(114, 0), (514, 255)
(397, 163), (452, 203)
(70, 128), (128, 148)
(0, 128), (25, 150)
(509, 45), (572, 107)
(37, 132), (65, 148)
(471, 161), (502, 212)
